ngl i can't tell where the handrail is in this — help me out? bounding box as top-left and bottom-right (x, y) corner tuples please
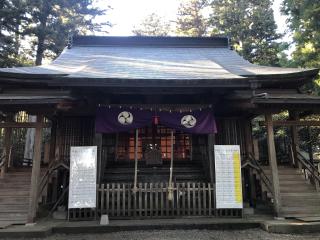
(0, 153), (5, 168)
(242, 153), (274, 197)
(296, 151), (320, 182)
(49, 185), (69, 215)
(37, 160), (69, 202)
(290, 144), (320, 189)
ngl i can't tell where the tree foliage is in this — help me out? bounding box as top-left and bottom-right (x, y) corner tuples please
(25, 0), (110, 65)
(282, 0), (320, 93)
(282, 0), (320, 69)
(0, 0), (30, 67)
(210, 0), (283, 66)
(132, 13), (171, 36)
(0, 0), (110, 67)
(176, 0), (209, 37)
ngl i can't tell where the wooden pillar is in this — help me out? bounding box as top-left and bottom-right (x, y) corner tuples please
(49, 118), (57, 162)
(307, 126), (314, 164)
(27, 114), (44, 223)
(265, 113), (281, 217)
(95, 133), (103, 184)
(1, 125), (12, 178)
(243, 118), (256, 206)
(208, 134), (215, 184)
(289, 111), (299, 166)
(244, 119), (254, 157)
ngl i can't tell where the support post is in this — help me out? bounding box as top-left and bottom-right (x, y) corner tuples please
(244, 119), (254, 157)
(207, 134), (215, 184)
(168, 130), (174, 201)
(243, 119), (256, 206)
(265, 113), (282, 217)
(307, 126), (314, 165)
(289, 111), (299, 167)
(27, 114), (44, 223)
(49, 117), (57, 162)
(95, 133), (103, 184)
(133, 129), (139, 193)
(1, 116), (13, 178)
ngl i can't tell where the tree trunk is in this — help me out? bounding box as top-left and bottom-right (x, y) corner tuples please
(35, 34), (45, 66)
(35, 2), (49, 66)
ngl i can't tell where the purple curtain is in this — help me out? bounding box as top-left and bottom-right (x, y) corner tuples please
(95, 107), (217, 134)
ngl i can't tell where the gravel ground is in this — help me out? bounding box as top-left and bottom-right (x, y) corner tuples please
(6, 229), (320, 240)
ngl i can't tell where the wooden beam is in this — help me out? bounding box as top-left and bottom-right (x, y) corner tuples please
(260, 120), (320, 127)
(265, 113), (282, 217)
(27, 114), (44, 223)
(0, 122), (50, 128)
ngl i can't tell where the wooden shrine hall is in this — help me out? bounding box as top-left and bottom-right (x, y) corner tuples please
(0, 35), (319, 224)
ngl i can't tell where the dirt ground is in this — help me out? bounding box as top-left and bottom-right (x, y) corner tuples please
(7, 229), (320, 240)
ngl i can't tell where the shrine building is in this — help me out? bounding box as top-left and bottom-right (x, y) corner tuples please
(0, 36), (319, 223)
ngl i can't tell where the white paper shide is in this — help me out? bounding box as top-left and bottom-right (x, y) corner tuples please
(68, 146), (97, 209)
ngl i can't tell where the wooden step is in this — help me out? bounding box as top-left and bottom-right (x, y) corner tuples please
(282, 213), (320, 218)
(281, 206), (320, 214)
(0, 205), (29, 212)
(279, 185), (315, 192)
(104, 168), (203, 174)
(258, 165), (320, 218)
(0, 212), (28, 219)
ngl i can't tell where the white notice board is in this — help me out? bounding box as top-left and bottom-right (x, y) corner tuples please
(214, 145), (243, 209)
(68, 146), (97, 209)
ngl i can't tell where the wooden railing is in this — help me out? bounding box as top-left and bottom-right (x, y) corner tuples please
(242, 153), (273, 198)
(290, 145), (320, 191)
(98, 182), (215, 218)
(0, 148), (11, 178)
(68, 182), (242, 220)
(0, 153), (5, 168)
(37, 160), (70, 204)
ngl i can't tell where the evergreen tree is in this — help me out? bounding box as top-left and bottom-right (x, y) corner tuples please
(132, 13), (171, 36)
(210, 0), (282, 66)
(282, 0), (320, 93)
(0, 0), (29, 67)
(282, 0), (320, 69)
(176, 0), (209, 37)
(24, 0), (110, 65)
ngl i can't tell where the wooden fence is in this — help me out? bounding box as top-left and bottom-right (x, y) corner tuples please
(68, 182), (242, 220)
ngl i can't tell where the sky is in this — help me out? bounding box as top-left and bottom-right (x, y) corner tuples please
(98, 0), (289, 39)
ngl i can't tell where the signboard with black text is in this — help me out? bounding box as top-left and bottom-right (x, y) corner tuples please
(68, 146), (97, 209)
(214, 145), (243, 209)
